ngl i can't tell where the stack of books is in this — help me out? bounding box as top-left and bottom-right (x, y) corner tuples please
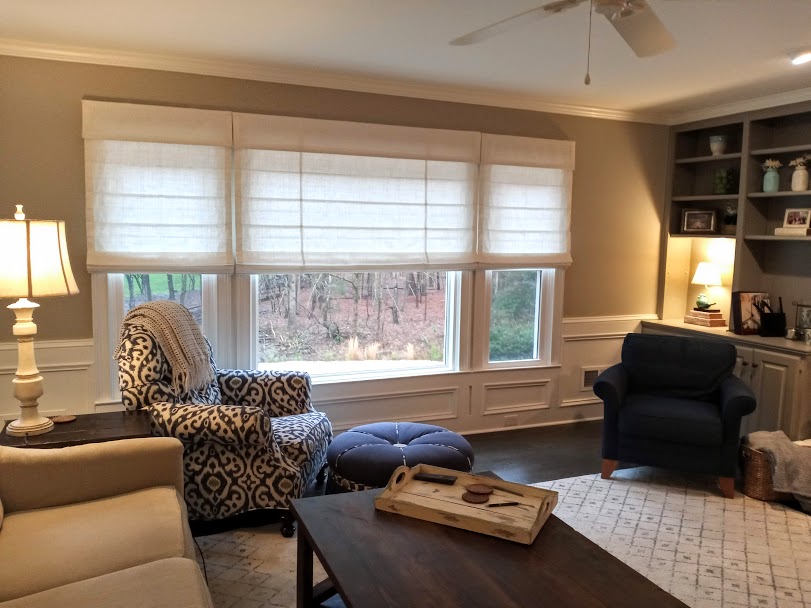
(774, 227), (811, 236)
(684, 309), (727, 327)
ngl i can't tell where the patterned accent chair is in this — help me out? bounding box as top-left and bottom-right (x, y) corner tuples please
(116, 318), (332, 536)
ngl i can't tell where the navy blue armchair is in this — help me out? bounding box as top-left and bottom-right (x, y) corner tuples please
(593, 333), (756, 498)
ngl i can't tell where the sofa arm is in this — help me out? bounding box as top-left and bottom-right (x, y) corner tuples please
(217, 369), (315, 418)
(0, 437), (183, 514)
(720, 375), (756, 423)
(148, 402), (272, 447)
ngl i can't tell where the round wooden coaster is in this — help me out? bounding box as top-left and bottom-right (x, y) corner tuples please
(461, 491), (490, 504)
(466, 483), (494, 495)
(51, 415), (77, 424)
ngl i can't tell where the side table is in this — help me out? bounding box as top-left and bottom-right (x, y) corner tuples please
(0, 410), (151, 448)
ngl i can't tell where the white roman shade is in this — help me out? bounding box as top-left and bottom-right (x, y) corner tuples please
(479, 134), (575, 267)
(233, 114), (481, 272)
(82, 100), (234, 273)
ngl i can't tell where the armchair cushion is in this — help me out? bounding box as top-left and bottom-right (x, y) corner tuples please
(273, 411), (333, 468)
(621, 333), (735, 400)
(618, 394), (723, 447)
(0, 487), (193, 601)
(148, 403), (272, 447)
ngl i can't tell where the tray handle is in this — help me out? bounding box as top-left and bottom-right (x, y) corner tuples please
(386, 464), (412, 491)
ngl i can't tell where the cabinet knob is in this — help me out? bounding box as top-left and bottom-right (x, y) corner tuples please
(752, 363), (759, 368)
(742, 361), (749, 366)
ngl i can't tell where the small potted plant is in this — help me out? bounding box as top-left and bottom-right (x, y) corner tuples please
(761, 158), (782, 193)
(789, 154), (809, 191)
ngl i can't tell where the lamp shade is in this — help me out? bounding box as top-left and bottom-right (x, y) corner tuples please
(0, 209), (79, 298)
(691, 262), (722, 287)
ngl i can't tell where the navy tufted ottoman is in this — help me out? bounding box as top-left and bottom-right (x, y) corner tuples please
(327, 422), (475, 492)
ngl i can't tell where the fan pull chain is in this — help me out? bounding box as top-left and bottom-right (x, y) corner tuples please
(584, 0), (593, 85)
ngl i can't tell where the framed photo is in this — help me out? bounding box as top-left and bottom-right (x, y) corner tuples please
(798, 303), (811, 331)
(731, 291), (770, 335)
(682, 209), (717, 234)
(783, 208), (811, 228)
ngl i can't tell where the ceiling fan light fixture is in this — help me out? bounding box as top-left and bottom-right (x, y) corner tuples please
(789, 50), (811, 65)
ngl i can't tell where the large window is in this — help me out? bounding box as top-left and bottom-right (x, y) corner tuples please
(256, 271), (452, 376)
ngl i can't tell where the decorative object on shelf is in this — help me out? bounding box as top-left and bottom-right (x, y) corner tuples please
(731, 291), (770, 335)
(761, 158), (782, 193)
(789, 155), (810, 191)
(691, 262), (722, 310)
(713, 169), (737, 195)
(681, 209), (717, 234)
(721, 203), (737, 235)
(709, 134), (727, 156)
(0, 205), (79, 437)
(684, 309), (727, 327)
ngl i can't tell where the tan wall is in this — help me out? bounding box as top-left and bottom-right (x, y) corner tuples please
(0, 55), (669, 341)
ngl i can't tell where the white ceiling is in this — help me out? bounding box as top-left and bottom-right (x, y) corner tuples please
(2, 0), (811, 123)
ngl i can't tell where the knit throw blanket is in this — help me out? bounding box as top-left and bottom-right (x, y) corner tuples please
(747, 430), (811, 512)
(117, 300), (215, 394)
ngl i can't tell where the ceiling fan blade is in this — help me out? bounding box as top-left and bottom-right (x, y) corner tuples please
(450, 0), (587, 46)
(606, 1), (675, 57)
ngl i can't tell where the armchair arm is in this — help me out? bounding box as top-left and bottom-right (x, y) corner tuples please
(592, 363), (628, 460)
(719, 375), (757, 419)
(0, 437), (183, 514)
(148, 402), (272, 447)
(217, 369), (315, 417)
(592, 364), (628, 414)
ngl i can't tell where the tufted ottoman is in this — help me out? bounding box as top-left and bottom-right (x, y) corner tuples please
(327, 422), (475, 492)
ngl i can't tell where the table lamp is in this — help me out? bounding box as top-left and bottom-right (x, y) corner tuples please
(0, 205), (79, 436)
(691, 262), (722, 310)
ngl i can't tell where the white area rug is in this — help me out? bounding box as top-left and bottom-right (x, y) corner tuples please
(198, 468), (811, 608)
(535, 468), (811, 608)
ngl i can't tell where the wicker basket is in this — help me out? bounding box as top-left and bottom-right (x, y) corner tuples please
(740, 444), (792, 502)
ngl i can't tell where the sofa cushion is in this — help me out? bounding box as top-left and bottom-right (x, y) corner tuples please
(619, 394), (723, 447)
(0, 557), (212, 608)
(0, 487), (194, 601)
(621, 333), (735, 400)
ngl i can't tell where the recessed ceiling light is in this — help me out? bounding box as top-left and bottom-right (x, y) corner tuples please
(790, 51), (811, 65)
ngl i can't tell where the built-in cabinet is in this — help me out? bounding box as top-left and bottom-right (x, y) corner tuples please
(642, 320), (810, 440)
(659, 102), (811, 326)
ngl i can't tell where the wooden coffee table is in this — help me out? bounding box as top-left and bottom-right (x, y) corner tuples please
(291, 484), (687, 608)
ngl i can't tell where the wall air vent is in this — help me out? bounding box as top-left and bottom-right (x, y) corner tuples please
(581, 368), (603, 391)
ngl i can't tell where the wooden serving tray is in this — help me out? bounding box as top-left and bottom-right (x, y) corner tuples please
(374, 463), (558, 545)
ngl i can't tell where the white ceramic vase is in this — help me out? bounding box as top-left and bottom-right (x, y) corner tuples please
(791, 166), (809, 192)
(709, 135), (727, 156)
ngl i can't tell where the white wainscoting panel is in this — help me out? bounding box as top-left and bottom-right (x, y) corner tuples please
(480, 379), (550, 415)
(0, 339), (97, 421)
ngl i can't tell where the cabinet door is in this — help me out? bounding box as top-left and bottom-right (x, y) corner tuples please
(750, 349), (800, 437)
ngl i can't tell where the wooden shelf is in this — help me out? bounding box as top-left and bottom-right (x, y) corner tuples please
(671, 194), (739, 202)
(744, 235), (811, 242)
(750, 145), (811, 155)
(670, 233), (734, 239)
(748, 191), (811, 198)
(674, 153), (741, 164)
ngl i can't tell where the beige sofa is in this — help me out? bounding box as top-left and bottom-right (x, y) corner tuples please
(0, 437), (213, 607)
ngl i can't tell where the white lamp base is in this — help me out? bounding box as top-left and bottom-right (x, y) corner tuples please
(5, 298), (53, 437)
(5, 415), (54, 437)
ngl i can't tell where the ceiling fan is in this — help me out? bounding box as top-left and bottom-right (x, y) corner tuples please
(450, 0), (676, 59)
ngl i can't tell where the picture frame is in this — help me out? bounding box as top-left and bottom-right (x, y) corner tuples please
(681, 209), (717, 234)
(731, 291), (770, 335)
(783, 208), (811, 228)
(797, 303), (811, 331)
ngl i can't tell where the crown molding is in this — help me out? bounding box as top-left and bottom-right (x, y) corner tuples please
(0, 37), (670, 125)
(665, 86), (811, 126)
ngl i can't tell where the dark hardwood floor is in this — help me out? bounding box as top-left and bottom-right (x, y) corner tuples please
(465, 419), (604, 484)
(190, 420), (604, 536)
